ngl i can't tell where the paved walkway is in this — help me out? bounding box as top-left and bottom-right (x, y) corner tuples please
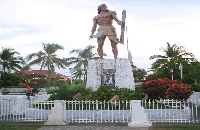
(37, 123), (150, 130)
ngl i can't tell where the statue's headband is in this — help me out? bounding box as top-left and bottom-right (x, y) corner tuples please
(97, 4), (107, 9)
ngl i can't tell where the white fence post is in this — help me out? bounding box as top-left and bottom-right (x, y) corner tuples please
(44, 100), (68, 125)
(128, 100), (152, 128)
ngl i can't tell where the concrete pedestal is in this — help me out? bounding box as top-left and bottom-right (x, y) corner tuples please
(128, 100), (152, 128)
(44, 100), (68, 125)
(86, 58), (135, 91)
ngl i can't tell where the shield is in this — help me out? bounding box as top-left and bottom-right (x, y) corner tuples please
(120, 10), (126, 44)
(100, 69), (116, 87)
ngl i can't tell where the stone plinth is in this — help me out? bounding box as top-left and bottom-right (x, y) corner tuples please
(128, 100), (152, 128)
(86, 58), (135, 91)
(44, 100), (68, 125)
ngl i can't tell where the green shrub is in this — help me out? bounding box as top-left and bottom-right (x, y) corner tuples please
(73, 79), (84, 85)
(0, 80), (3, 88)
(48, 86), (71, 101)
(133, 86), (146, 100)
(114, 87), (134, 101)
(189, 84), (200, 92)
(1, 72), (22, 87)
(91, 86), (115, 101)
(1, 88), (9, 95)
(47, 89), (57, 94)
(32, 101), (53, 109)
(80, 87), (94, 99)
(83, 88), (95, 100)
(66, 80), (71, 85)
(80, 86), (145, 101)
(55, 80), (68, 87)
(32, 87), (40, 93)
(48, 84), (92, 101)
(68, 83), (89, 98)
(48, 94), (60, 101)
(47, 84), (146, 101)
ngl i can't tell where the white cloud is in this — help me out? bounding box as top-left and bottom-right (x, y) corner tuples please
(13, 27), (26, 31)
(0, 0), (200, 74)
(0, 27), (10, 34)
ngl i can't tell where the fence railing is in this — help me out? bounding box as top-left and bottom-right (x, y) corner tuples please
(141, 99), (200, 123)
(0, 99), (199, 123)
(64, 100), (131, 123)
(0, 99), (54, 122)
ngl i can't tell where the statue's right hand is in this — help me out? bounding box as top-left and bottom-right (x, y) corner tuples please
(89, 35), (93, 40)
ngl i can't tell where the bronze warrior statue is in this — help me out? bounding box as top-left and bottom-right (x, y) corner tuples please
(90, 4), (123, 59)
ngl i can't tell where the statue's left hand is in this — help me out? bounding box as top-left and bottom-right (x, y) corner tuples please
(120, 22), (124, 27)
(118, 21), (123, 26)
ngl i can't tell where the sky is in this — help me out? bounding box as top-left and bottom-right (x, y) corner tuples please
(0, 0), (200, 76)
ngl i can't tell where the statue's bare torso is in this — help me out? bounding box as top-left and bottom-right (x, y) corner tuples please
(94, 11), (117, 26)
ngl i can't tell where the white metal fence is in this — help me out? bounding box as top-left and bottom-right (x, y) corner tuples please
(141, 99), (200, 123)
(0, 99), (54, 122)
(64, 100), (131, 123)
(0, 99), (199, 123)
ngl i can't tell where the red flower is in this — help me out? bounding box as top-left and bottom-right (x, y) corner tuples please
(141, 78), (192, 100)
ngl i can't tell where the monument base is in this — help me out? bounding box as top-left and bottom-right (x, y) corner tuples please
(44, 121), (69, 126)
(128, 121), (152, 128)
(86, 58), (135, 91)
(44, 100), (69, 126)
(128, 100), (152, 128)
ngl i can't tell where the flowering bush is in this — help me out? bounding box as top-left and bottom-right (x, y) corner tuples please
(140, 78), (192, 100)
(166, 83), (192, 100)
(141, 78), (176, 100)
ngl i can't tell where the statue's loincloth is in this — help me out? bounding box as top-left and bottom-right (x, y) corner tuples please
(98, 26), (120, 43)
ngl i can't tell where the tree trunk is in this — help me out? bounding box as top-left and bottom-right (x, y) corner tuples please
(48, 65), (50, 83)
(194, 79), (197, 85)
(83, 64), (86, 83)
(85, 69), (87, 83)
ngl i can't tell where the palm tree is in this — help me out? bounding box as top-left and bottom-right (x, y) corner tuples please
(26, 43), (68, 83)
(65, 45), (104, 82)
(133, 68), (147, 82)
(0, 48), (24, 72)
(149, 42), (196, 79)
(21, 58), (31, 70)
(72, 67), (84, 79)
(17, 58), (32, 85)
(150, 42), (196, 71)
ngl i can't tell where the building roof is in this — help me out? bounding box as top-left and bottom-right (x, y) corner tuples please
(18, 70), (70, 79)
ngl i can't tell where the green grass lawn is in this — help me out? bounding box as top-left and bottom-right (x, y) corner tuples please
(0, 124), (42, 130)
(152, 125), (200, 130)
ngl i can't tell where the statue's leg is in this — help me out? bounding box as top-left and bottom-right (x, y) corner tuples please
(97, 35), (106, 59)
(110, 40), (118, 59)
(108, 26), (119, 59)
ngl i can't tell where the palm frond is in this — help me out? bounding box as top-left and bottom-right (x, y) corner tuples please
(70, 49), (81, 54)
(149, 55), (167, 60)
